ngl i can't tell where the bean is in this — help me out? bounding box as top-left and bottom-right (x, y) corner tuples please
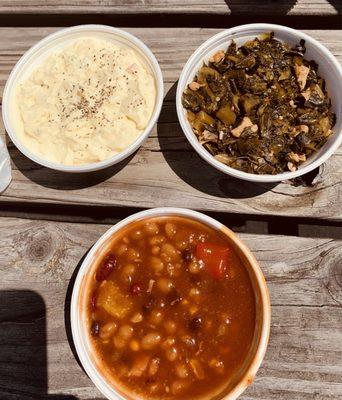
(148, 357), (160, 376)
(116, 243), (128, 256)
(144, 222), (159, 236)
(157, 278), (174, 294)
(171, 379), (190, 395)
(131, 229), (143, 240)
(151, 245), (160, 255)
(141, 332), (162, 350)
(164, 320), (177, 334)
(181, 335), (196, 348)
(99, 322), (117, 340)
(182, 248), (193, 261)
(126, 248), (140, 261)
(189, 316), (202, 332)
(161, 243), (178, 261)
(165, 346), (178, 362)
(162, 337), (176, 349)
(130, 355), (150, 377)
(150, 256), (164, 273)
(113, 336), (126, 349)
(149, 383), (162, 394)
(175, 363), (189, 379)
(129, 340), (140, 352)
(118, 325), (134, 340)
(189, 305), (199, 315)
(121, 264), (135, 283)
(130, 312), (143, 323)
(218, 323), (227, 336)
(165, 222), (177, 238)
(130, 282), (143, 295)
(188, 260), (201, 274)
(91, 321), (100, 336)
(189, 287), (201, 302)
(142, 295), (156, 314)
(209, 358), (225, 374)
(150, 235), (166, 246)
(173, 232), (190, 250)
(96, 254), (116, 282)
(149, 309), (164, 325)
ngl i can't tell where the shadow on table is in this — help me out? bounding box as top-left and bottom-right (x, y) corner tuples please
(157, 82), (278, 199)
(327, 0), (342, 14)
(0, 290), (78, 399)
(64, 248), (92, 374)
(6, 135), (134, 190)
(224, 0), (297, 15)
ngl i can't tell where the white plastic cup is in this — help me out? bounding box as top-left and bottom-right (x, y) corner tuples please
(2, 25), (164, 173)
(177, 23), (342, 183)
(71, 207), (271, 400)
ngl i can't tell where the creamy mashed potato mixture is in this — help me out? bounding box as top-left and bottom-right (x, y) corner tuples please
(14, 37), (156, 165)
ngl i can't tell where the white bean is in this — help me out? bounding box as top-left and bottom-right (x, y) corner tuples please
(116, 243), (128, 256)
(121, 264), (135, 283)
(161, 243), (178, 261)
(144, 222), (159, 236)
(164, 320), (177, 334)
(165, 222), (177, 238)
(131, 229), (143, 240)
(141, 332), (162, 350)
(130, 312), (143, 324)
(165, 346), (178, 362)
(175, 363), (189, 379)
(171, 379), (190, 395)
(150, 235), (165, 246)
(99, 322), (117, 340)
(148, 357), (160, 377)
(118, 325), (134, 340)
(150, 256), (164, 273)
(126, 248), (140, 261)
(157, 278), (174, 294)
(149, 309), (164, 325)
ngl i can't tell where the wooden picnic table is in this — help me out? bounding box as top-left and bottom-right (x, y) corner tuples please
(0, 2), (341, 399)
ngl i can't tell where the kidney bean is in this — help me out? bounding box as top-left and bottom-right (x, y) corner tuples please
(182, 248), (194, 262)
(142, 295), (156, 314)
(91, 321), (100, 336)
(189, 316), (202, 332)
(96, 253), (116, 282)
(130, 282), (143, 295)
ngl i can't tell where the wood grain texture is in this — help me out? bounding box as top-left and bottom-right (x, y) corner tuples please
(0, 28), (341, 221)
(0, 0), (340, 16)
(0, 217), (341, 399)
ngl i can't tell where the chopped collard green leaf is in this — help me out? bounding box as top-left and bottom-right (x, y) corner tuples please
(182, 32), (336, 175)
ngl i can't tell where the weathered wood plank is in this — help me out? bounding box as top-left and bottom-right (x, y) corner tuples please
(0, 217), (341, 399)
(0, 0), (340, 16)
(0, 28), (341, 221)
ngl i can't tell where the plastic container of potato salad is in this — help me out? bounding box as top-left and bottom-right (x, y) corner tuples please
(2, 25), (163, 172)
